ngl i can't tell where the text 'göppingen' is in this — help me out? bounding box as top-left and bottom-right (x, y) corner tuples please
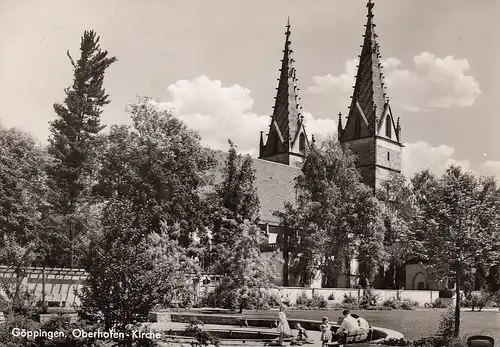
(11, 328), (162, 340)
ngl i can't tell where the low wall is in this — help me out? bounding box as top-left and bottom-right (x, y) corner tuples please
(269, 287), (442, 306)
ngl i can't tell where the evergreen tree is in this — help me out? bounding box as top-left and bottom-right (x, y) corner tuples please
(46, 30), (117, 267)
(208, 141), (276, 311)
(211, 141), (260, 270)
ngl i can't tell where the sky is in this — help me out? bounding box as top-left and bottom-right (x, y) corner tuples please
(1, 0), (499, 179)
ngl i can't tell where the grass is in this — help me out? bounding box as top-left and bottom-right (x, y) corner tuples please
(242, 309), (500, 343)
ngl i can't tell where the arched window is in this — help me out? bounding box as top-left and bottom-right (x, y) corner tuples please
(299, 133), (306, 153)
(354, 116), (361, 138)
(385, 115), (392, 138)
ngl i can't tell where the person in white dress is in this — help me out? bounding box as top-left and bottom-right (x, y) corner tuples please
(277, 305), (291, 345)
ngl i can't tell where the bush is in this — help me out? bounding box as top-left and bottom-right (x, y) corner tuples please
(267, 293), (282, 308)
(295, 292), (327, 309)
(327, 293), (335, 300)
(460, 291), (492, 311)
(431, 298), (448, 308)
(342, 293), (358, 304)
(381, 298), (419, 310)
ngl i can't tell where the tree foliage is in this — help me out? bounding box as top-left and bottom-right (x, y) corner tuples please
(0, 127), (51, 269)
(79, 200), (198, 334)
(46, 30), (117, 267)
(93, 98), (215, 249)
(377, 173), (422, 288)
(277, 137), (385, 287)
(416, 166), (500, 337)
(208, 141), (276, 311)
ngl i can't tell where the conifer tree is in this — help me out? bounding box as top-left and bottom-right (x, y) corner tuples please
(46, 30), (117, 267)
(208, 141), (276, 311)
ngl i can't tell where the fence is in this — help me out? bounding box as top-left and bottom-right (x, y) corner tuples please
(0, 266), (87, 307)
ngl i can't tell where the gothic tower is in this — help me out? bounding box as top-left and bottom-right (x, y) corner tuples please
(259, 18), (310, 168)
(338, 0), (403, 190)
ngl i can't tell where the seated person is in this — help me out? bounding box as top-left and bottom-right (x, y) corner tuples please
(350, 314), (370, 329)
(336, 310), (359, 346)
(336, 310), (359, 335)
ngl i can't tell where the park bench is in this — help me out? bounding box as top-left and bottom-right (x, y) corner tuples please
(327, 328), (373, 346)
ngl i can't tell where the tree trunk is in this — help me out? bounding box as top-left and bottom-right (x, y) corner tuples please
(454, 270), (461, 338)
(283, 251), (289, 287)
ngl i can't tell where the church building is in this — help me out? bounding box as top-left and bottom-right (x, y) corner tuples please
(215, 1), (405, 288)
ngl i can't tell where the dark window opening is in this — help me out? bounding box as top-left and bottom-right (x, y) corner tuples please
(387, 152), (390, 161)
(385, 115), (392, 138)
(299, 133), (306, 153)
(354, 116), (361, 138)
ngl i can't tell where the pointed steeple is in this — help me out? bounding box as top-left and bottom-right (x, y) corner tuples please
(259, 18), (309, 167)
(340, 0), (390, 142)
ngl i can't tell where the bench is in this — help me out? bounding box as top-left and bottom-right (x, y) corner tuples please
(327, 328), (373, 346)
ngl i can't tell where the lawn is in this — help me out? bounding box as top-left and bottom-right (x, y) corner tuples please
(243, 309), (500, 343)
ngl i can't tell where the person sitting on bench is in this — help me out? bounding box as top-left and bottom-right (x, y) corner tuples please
(336, 310), (359, 346)
(350, 314), (370, 329)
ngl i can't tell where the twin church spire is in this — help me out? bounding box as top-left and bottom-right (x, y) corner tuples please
(338, 0), (401, 142)
(259, 18), (309, 168)
(259, 1), (402, 172)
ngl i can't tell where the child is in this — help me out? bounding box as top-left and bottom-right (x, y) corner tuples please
(320, 317), (332, 347)
(295, 323), (309, 341)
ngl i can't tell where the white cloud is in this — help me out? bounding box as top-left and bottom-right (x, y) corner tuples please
(308, 59), (358, 94)
(403, 141), (471, 177)
(156, 75), (335, 155)
(481, 161), (500, 181)
(307, 52), (481, 112)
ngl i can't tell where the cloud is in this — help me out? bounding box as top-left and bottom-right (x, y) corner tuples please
(402, 141), (471, 177)
(481, 161), (500, 181)
(156, 75), (335, 155)
(307, 52), (481, 112)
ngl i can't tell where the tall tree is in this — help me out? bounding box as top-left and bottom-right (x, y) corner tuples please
(377, 173), (421, 289)
(277, 137), (385, 288)
(46, 30), (117, 267)
(211, 141), (260, 269)
(0, 127), (51, 269)
(417, 166), (500, 337)
(209, 142), (276, 311)
(93, 98), (215, 250)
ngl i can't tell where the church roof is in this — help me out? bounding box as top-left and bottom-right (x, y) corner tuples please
(210, 150), (300, 226)
(261, 18), (308, 158)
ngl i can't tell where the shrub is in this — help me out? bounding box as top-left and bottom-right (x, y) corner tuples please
(382, 298), (419, 310)
(431, 298), (448, 308)
(296, 291), (309, 306)
(267, 293), (282, 308)
(437, 306), (455, 344)
(295, 292), (327, 309)
(342, 293), (357, 304)
(327, 293), (335, 300)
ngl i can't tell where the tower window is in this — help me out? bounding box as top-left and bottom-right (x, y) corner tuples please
(385, 115), (392, 138)
(387, 152), (390, 161)
(299, 133), (306, 153)
(354, 116), (361, 138)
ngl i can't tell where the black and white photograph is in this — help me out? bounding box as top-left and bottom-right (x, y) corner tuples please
(0, 0), (499, 346)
